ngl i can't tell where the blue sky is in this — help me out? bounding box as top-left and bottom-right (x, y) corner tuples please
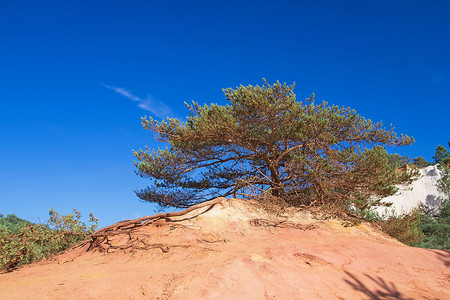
(1, 0), (449, 228)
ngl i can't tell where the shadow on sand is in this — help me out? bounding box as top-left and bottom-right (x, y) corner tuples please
(343, 271), (413, 300)
(435, 249), (450, 267)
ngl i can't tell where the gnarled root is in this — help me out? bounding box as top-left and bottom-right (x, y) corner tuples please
(79, 198), (226, 253)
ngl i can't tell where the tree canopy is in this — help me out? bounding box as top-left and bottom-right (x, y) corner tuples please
(133, 80), (414, 211)
(0, 213), (33, 234)
(412, 156), (432, 168)
(387, 153), (410, 169)
(433, 144), (450, 165)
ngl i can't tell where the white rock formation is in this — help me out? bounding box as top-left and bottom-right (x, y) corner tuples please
(376, 165), (447, 216)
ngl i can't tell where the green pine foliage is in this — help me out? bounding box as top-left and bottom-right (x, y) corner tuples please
(387, 153), (410, 169)
(436, 139), (450, 197)
(414, 201), (450, 250)
(0, 209), (98, 271)
(433, 145), (449, 165)
(412, 156), (432, 168)
(358, 138), (450, 249)
(357, 208), (424, 245)
(438, 166), (450, 203)
(0, 213), (33, 234)
(134, 80), (414, 212)
(417, 140), (450, 249)
(377, 209), (424, 245)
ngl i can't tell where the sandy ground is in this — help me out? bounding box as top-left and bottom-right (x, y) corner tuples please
(1, 198), (449, 299)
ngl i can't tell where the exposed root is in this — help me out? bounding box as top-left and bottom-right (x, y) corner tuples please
(76, 198), (319, 254)
(79, 198), (226, 253)
(95, 198), (225, 234)
(250, 218), (319, 230)
(198, 232), (231, 244)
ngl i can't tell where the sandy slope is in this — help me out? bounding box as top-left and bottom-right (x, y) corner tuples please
(1, 198), (449, 299)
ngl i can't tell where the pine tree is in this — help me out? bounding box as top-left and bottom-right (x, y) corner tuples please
(412, 156), (432, 168)
(436, 139), (450, 198)
(134, 80), (414, 211)
(433, 145), (450, 164)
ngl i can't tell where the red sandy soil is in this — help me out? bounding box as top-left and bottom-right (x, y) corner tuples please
(1, 198), (449, 299)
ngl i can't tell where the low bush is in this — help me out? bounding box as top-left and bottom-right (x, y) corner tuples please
(375, 209), (424, 245)
(356, 201), (449, 249)
(413, 200), (450, 250)
(0, 209), (98, 271)
(0, 213), (33, 234)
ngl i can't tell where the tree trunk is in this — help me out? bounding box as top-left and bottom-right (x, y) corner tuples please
(269, 166), (281, 197)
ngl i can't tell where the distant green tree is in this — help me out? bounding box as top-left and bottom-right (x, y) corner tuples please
(0, 213), (33, 234)
(412, 156), (432, 168)
(436, 139), (450, 198)
(438, 166), (450, 198)
(433, 144), (449, 164)
(387, 153), (410, 168)
(134, 80), (414, 212)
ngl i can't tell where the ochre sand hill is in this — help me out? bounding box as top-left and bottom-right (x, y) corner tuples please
(1, 198), (449, 299)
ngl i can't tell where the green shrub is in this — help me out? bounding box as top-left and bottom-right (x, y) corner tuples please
(0, 209), (98, 271)
(357, 200), (449, 249)
(355, 207), (424, 245)
(376, 209), (424, 245)
(0, 213), (33, 234)
(413, 201), (450, 250)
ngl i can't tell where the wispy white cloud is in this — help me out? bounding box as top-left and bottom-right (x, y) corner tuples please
(102, 84), (172, 118)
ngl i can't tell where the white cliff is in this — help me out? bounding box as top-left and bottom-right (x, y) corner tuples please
(377, 165), (447, 216)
